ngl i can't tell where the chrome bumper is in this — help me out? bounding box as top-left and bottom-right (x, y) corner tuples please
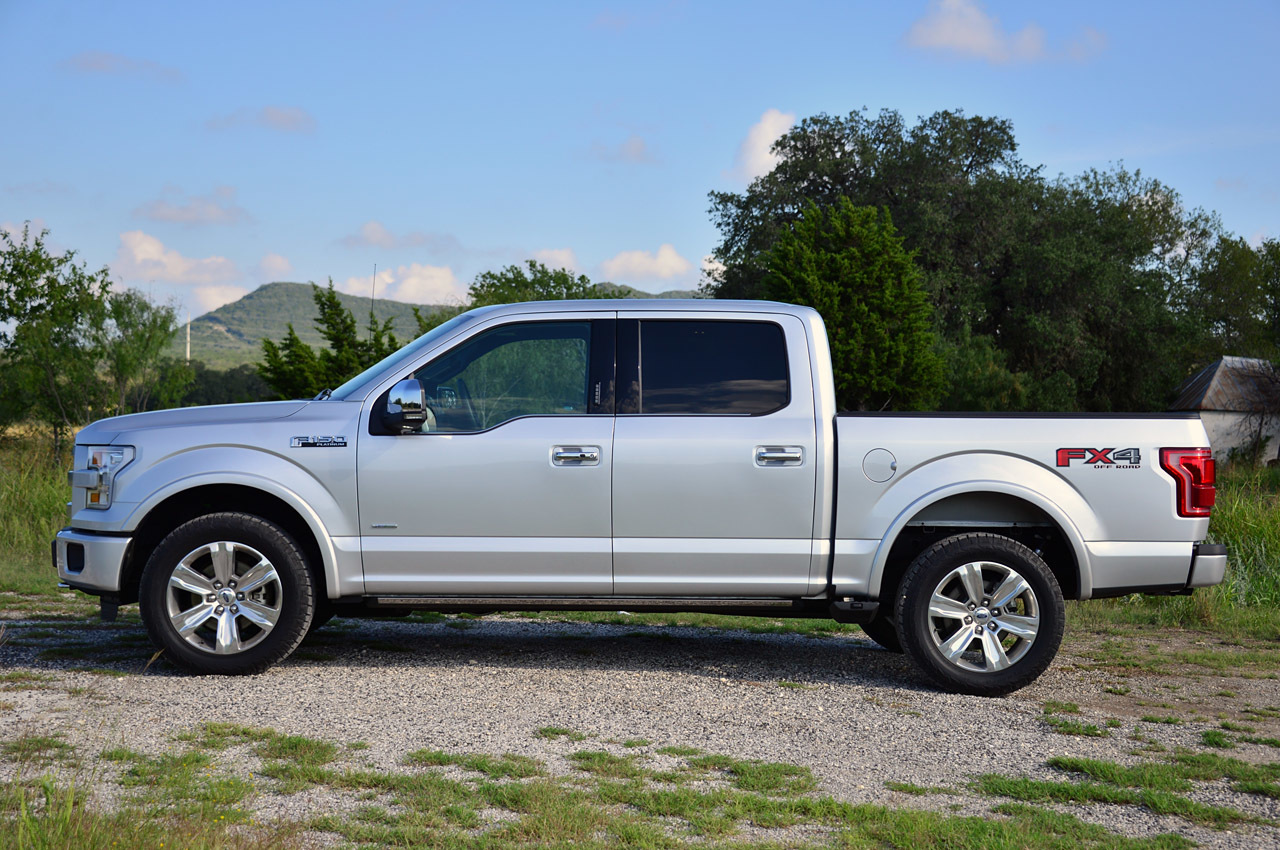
(1188, 543), (1227, 588)
(53, 527), (130, 593)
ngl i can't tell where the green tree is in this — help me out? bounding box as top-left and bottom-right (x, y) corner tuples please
(0, 225), (111, 442)
(95, 289), (192, 414)
(259, 324), (323, 399)
(259, 281), (401, 399)
(413, 260), (611, 335)
(183, 362), (272, 406)
(763, 200), (942, 410)
(708, 108), (1225, 412)
(0, 224), (186, 447)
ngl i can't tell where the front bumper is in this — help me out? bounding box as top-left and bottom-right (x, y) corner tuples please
(1187, 543), (1228, 588)
(52, 527), (131, 593)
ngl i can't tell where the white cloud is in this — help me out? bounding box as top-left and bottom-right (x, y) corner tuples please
(191, 285), (250, 314)
(133, 185), (249, 226)
(590, 134), (656, 164)
(533, 248), (579, 270)
(62, 50), (183, 83)
(341, 220), (397, 249)
(905, 0), (1103, 64)
(206, 106), (316, 134)
(257, 253), (293, 280)
(114, 231), (239, 285)
(339, 220), (464, 256)
(601, 244), (692, 281)
(340, 263), (465, 305)
(729, 109), (795, 182)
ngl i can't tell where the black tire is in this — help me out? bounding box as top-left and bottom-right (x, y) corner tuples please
(139, 512), (315, 675)
(859, 615), (903, 652)
(895, 533), (1064, 697)
(306, 600), (336, 636)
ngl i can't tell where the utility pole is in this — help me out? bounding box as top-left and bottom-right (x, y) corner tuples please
(185, 308), (191, 363)
(368, 263), (377, 342)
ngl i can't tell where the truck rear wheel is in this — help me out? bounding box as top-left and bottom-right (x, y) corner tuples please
(895, 533), (1064, 697)
(140, 512), (314, 675)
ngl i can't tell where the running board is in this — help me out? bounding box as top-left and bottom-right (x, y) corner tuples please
(360, 595), (822, 617)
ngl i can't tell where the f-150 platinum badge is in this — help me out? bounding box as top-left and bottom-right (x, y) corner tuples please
(290, 436), (347, 448)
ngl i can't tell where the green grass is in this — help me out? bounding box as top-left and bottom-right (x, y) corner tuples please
(1, 721), (1224, 850)
(1044, 716), (1110, 738)
(0, 435), (70, 597)
(977, 752), (1280, 829)
(1201, 729), (1236, 749)
(405, 750), (544, 779)
(0, 734), (74, 765)
(1069, 467), (1280, 640)
(0, 773), (301, 850)
(534, 726), (588, 741)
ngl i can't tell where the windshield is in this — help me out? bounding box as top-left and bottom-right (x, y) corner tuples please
(329, 312), (475, 401)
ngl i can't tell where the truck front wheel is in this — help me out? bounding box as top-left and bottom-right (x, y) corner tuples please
(895, 533), (1064, 697)
(139, 512), (315, 675)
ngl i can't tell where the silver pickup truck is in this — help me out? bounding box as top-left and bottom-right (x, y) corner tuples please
(54, 300), (1225, 695)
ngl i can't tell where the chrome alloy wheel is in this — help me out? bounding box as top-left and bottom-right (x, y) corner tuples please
(163, 541), (282, 655)
(925, 560), (1040, 673)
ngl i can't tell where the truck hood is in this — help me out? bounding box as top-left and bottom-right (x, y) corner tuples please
(76, 401), (310, 445)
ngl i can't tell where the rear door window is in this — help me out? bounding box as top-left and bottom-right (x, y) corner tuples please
(630, 320), (789, 415)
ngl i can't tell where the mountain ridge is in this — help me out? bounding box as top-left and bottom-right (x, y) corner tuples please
(171, 280), (699, 369)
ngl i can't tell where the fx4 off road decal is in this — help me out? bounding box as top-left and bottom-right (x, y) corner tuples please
(1056, 447), (1141, 469)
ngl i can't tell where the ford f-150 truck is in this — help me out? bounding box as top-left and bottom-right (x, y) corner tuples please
(53, 300), (1226, 695)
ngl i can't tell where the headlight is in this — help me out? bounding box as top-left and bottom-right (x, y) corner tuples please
(69, 446), (134, 510)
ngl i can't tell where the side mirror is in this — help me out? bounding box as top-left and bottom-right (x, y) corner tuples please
(382, 379), (427, 433)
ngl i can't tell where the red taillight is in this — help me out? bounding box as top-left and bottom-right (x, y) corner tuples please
(1160, 448), (1216, 518)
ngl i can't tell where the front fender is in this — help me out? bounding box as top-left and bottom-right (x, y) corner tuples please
(118, 446), (359, 599)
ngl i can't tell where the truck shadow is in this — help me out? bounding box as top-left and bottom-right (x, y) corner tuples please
(1, 615), (930, 693)
(294, 616), (927, 692)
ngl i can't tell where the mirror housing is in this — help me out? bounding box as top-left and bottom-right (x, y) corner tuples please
(382, 379), (427, 433)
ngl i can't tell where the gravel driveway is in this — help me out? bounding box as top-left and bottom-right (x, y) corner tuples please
(2, 614), (1278, 847)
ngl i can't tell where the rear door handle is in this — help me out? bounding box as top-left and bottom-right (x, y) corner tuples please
(553, 446), (601, 466)
(755, 446), (803, 465)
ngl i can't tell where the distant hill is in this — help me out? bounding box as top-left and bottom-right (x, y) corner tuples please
(169, 282), (443, 370)
(173, 280), (700, 370)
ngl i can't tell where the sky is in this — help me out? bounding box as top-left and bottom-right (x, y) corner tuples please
(1, 0), (1278, 320)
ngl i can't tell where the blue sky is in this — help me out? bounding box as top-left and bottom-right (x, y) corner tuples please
(2, 0), (1277, 319)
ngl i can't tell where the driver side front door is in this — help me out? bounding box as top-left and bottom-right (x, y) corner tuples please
(357, 314), (616, 595)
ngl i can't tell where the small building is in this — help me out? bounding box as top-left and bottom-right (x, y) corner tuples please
(1170, 356), (1280, 465)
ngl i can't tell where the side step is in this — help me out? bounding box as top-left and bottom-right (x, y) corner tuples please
(350, 595), (879, 622)
(360, 596), (819, 618)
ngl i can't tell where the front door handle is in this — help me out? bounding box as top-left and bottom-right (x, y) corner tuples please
(755, 446), (803, 466)
(553, 446), (601, 466)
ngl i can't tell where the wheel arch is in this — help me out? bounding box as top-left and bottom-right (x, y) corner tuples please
(869, 484), (1092, 606)
(118, 480), (341, 606)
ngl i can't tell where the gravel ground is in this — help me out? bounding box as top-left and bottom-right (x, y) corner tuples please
(2, 614), (1279, 848)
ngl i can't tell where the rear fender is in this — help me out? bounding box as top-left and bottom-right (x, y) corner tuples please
(856, 455), (1098, 600)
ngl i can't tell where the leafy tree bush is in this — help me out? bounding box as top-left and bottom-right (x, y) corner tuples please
(0, 224), (188, 448)
(764, 200), (942, 410)
(259, 281), (399, 399)
(706, 108), (1270, 412)
(413, 260), (612, 334)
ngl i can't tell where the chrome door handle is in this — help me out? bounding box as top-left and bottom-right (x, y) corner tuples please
(755, 446), (803, 465)
(553, 446), (600, 465)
